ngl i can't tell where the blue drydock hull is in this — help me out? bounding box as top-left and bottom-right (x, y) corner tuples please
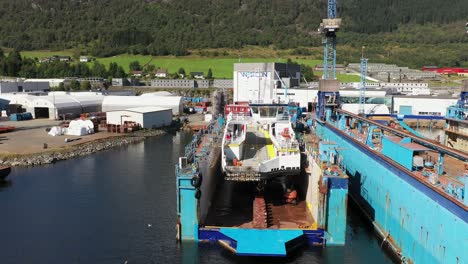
(199, 228), (324, 257)
(316, 121), (468, 263)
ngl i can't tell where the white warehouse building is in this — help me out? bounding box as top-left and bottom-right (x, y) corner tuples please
(392, 95), (458, 116)
(106, 107), (172, 128)
(102, 96), (183, 115)
(0, 93), (104, 119)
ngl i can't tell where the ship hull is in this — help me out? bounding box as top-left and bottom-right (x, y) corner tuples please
(316, 121), (468, 263)
(0, 166), (11, 180)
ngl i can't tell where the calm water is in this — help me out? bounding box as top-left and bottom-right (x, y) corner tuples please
(0, 132), (395, 264)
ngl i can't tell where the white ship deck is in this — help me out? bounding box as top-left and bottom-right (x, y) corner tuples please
(240, 128), (272, 168)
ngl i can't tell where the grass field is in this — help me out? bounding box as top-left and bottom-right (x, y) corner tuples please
(19, 50), (366, 81)
(96, 55), (323, 79)
(21, 50), (74, 59)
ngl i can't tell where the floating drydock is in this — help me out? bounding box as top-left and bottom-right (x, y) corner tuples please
(314, 80), (468, 263)
(176, 106), (349, 256)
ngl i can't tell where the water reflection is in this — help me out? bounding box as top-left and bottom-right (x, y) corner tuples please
(0, 179), (12, 190)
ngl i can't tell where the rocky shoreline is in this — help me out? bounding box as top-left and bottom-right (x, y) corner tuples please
(0, 129), (169, 167)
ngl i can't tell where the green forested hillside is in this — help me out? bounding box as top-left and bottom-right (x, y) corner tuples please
(0, 0), (467, 68)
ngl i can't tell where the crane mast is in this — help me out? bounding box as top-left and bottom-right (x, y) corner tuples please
(316, 0), (342, 121)
(320, 0), (340, 80)
(358, 58), (368, 115)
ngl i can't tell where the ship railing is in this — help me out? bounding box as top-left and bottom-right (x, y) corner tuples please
(274, 136), (300, 151)
(183, 116), (224, 166)
(229, 114), (252, 122)
(276, 115), (290, 121)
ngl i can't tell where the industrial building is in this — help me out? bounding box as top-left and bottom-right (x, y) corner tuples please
(0, 93), (104, 119)
(233, 62), (300, 103)
(212, 79), (233, 89)
(101, 95), (183, 115)
(24, 79), (65, 88)
(341, 104), (390, 115)
(150, 79), (195, 88)
(106, 107), (172, 129)
(273, 87), (458, 117)
(141, 91), (174, 97)
(392, 95), (458, 116)
(0, 81), (50, 93)
(112, 78), (140, 87)
(148, 79), (233, 89)
(348, 63), (439, 81)
(422, 66), (468, 76)
(274, 87), (389, 111)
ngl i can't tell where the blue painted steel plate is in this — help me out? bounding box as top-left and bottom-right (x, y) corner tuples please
(220, 228), (303, 256)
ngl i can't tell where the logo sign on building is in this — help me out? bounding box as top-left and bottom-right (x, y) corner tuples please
(239, 71), (269, 78)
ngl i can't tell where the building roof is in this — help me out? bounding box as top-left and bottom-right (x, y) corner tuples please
(141, 91), (173, 96)
(314, 64), (345, 68)
(156, 68), (168, 74)
(101, 95), (183, 115)
(392, 94), (458, 99)
(110, 106), (171, 114)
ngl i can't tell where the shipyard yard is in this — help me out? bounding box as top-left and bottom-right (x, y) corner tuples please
(1, 0), (467, 262)
(0, 63), (466, 263)
(0, 119), (116, 154)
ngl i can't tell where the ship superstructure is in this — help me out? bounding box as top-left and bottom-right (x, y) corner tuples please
(222, 104), (301, 182)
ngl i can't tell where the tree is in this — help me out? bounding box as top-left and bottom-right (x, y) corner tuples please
(57, 82), (65, 91)
(207, 68), (213, 79)
(300, 64), (317, 82)
(91, 61), (108, 77)
(143, 64), (156, 75)
(178, 67), (186, 77)
(129, 60), (141, 71)
(75, 63), (91, 77)
(6, 49), (22, 76)
(108, 62), (119, 78)
(80, 80), (91, 90)
(18, 58), (37, 78)
(109, 63), (127, 78)
(115, 65), (127, 78)
(70, 79), (81, 91)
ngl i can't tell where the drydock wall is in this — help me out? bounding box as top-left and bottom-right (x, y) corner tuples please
(316, 122), (468, 263)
